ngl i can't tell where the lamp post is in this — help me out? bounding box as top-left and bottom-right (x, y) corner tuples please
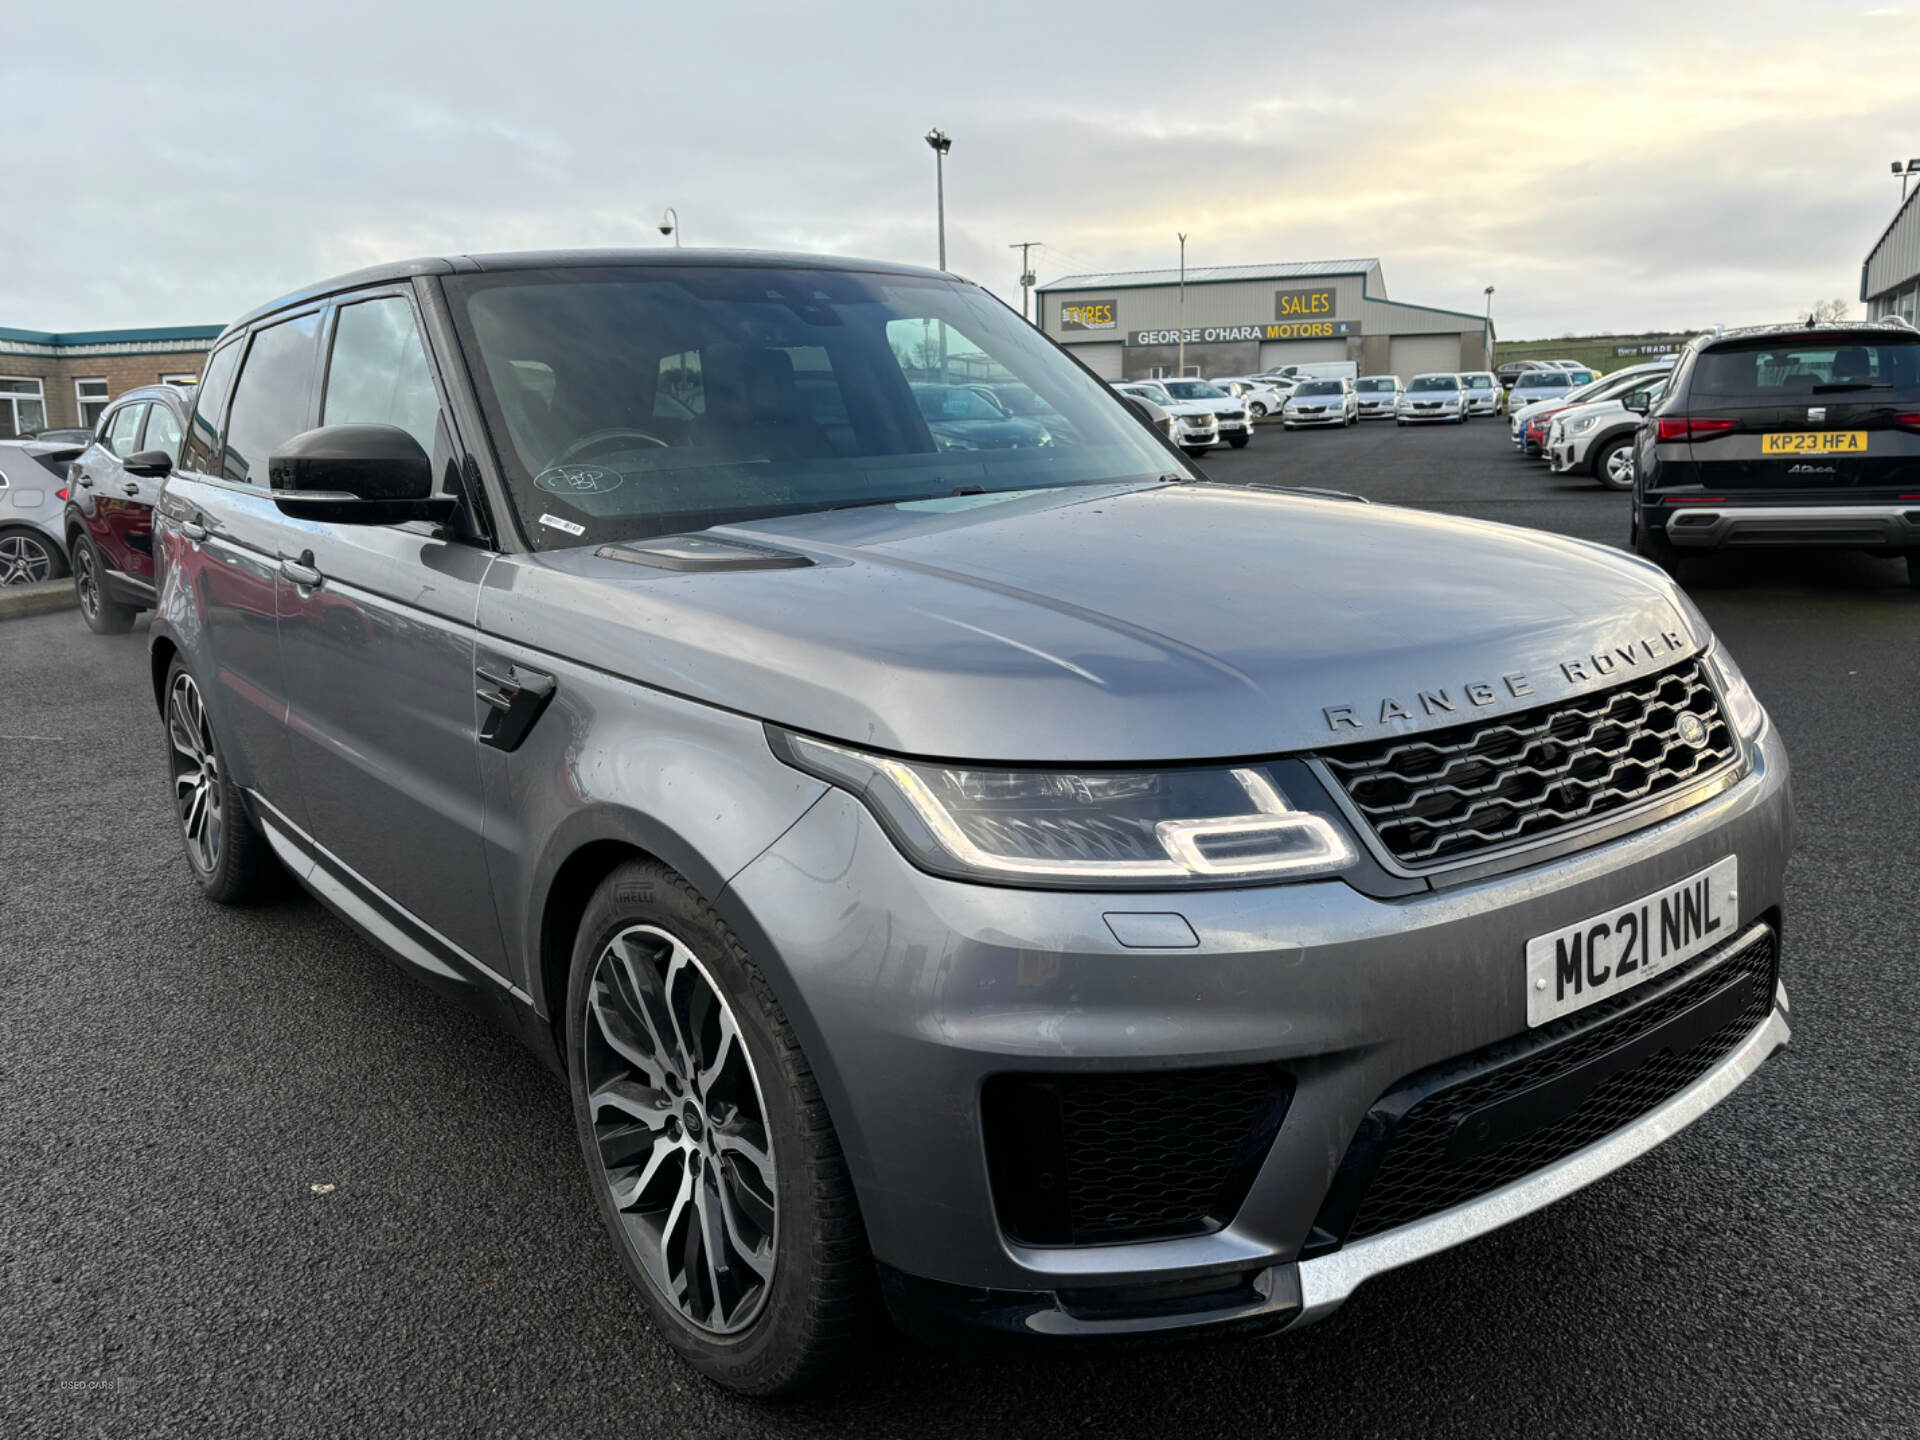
(1177, 233), (1188, 378)
(1484, 285), (1496, 367)
(1009, 241), (1041, 323)
(1894, 159), (1920, 203)
(926, 129), (952, 270)
(658, 207), (680, 247)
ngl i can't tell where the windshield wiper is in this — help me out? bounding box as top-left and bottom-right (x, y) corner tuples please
(1811, 380), (1891, 393)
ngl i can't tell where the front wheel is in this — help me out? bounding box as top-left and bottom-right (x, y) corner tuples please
(1250, 402), (1267, 418)
(74, 535), (137, 634)
(1228, 433), (1251, 448)
(1594, 436), (1635, 491)
(163, 658), (280, 902)
(1905, 551), (1920, 589)
(568, 860), (870, 1396)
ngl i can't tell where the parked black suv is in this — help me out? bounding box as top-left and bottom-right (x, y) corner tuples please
(1628, 320), (1920, 584)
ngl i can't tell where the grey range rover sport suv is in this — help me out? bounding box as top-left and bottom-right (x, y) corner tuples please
(145, 250), (1792, 1396)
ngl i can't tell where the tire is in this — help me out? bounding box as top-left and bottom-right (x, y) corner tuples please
(72, 534), (137, 634)
(1228, 433), (1251, 448)
(1396, 419), (1407, 427)
(0, 526), (67, 587)
(567, 860), (869, 1396)
(1250, 403), (1267, 418)
(163, 657), (280, 903)
(1905, 551), (1920, 589)
(1630, 508), (1686, 577)
(1594, 436), (1635, 491)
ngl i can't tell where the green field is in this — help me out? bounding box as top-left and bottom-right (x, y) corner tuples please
(1494, 332), (1699, 374)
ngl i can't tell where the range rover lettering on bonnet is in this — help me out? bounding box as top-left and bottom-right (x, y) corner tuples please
(1322, 630), (1690, 732)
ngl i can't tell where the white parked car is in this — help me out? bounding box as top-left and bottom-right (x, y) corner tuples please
(1396, 373), (1467, 425)
(1459, 371), (1503, 416)
(1114, 381), (1223, 455)
(1144, 378), (1254, 448)
(1509, 360), (1673, 450)
(1352, 375), (1402, 419)
(1280, 377), (1357, 428)
(0, 438), (83, 586)
(1546, 372), (1670, 489)
(1213, 377), (1287, 419)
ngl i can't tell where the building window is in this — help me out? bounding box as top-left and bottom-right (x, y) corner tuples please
(75, 378), (110, 429)
(0, 377), (47, 439)
(159, 372), (199, 386)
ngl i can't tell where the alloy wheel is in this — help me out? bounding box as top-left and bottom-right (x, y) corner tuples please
(167, 672), (223, 874)
(1604, 444), (1635, 488)
(74, 543), (99, 617)
(584, 924), (778, 1335)
(0, 533), (53, 586)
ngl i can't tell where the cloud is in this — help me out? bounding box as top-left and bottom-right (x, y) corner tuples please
(2, 0), (1912, 335)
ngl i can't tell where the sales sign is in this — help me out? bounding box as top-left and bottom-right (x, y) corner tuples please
(1274, 287), (1337, 319)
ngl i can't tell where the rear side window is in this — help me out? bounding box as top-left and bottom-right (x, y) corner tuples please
(322, 297), (442, 455)
(1691, 337), (1920, 400)
(220, 313), (322, 484)
(181, 341), (243, 474)
(104, 404), (147, 456)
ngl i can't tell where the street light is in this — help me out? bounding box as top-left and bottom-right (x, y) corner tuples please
(1177, 232), (1188, 377)
(1484, 285), (1496, 367)
(925, 129), (952, 270)
(1892, 159), (1920, 203)
(658, 207), (680, 247)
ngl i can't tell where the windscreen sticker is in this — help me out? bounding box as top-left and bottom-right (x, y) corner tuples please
(538, 513), (587, 536)
(534, 464), (623, 495)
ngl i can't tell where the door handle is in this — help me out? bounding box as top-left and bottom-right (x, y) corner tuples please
(278, 549), (322, 588)
(123, 483), (141, 496)
(180, 520), (208, 543)
(475, 663), (557, 752)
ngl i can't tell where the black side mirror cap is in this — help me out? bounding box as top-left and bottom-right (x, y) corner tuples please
(268, 424), (455, 525)
(124, 449), (174, 479)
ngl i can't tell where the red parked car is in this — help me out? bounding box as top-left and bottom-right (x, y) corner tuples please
(61, 382), (193, 632)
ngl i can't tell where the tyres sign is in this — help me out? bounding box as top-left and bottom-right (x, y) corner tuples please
(1060, 299), (1117, 331)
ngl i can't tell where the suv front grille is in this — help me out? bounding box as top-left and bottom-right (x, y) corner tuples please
(1321, 658), (1737, 869)
(1305, 923), (1777, 1253)
(982, 1065), (1293, 1247)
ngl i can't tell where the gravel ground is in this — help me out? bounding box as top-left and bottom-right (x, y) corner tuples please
(3, 418), (1916, 1437)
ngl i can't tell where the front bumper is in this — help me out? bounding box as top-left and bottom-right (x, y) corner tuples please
(1550, 433), (1594, 472)
(1659, 502), (1920, 550)
(723, 722), (1794, 1342)
(1284, 411), (1344, 426)
(1399, 407), (1462, 423)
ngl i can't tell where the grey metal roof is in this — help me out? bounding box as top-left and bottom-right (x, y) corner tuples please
(1036, 259), (1380, 292)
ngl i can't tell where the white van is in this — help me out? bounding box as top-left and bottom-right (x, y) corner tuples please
(1267, 360), (1358, 384)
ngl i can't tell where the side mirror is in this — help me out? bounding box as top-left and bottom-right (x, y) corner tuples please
(124, 449), (174, 479)
(1621, 391), (1650, 415)
(268, 424), (455, 525)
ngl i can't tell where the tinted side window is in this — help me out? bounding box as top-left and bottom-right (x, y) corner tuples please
(322, 297), (441, 454)
(105, 404), (147, 457)
(221, 313), (321, 485)
(144, 404), (184, 463)
(182, 341), (244, 474)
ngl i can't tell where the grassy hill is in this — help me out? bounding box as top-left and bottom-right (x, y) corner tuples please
(1496, 331), (1699, 373)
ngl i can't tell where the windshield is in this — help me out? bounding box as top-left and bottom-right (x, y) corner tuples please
(1408, 375), (1458, 392)
(445, 265), (1181, 548)
(1355, 377), (1396, 393)
(1160, 380), (1227, 400)
(1464, 374), (1493, 389)
(1517, 372), (1570, 390)
(1692, 336), (1920, 400)
(1295, 380), (1342, 396)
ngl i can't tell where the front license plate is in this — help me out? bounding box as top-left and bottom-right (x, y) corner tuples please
(1524, 856), (1738, 1027)
(1760, 431), (1866, 455)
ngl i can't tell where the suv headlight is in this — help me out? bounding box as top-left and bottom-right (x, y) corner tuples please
(1569, 415), (1598, 434)
(1707, 645), (1766, 740)
(770, 730), (1357, 888)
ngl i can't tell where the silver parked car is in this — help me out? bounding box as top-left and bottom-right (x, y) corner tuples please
(1397, 373), (1468, 425)
(146, 249), (1792, 1397)
(1281, 377), (1358, 427)
(1460, 371), (1504, 416)
(0, 438), (83, 585)
(1352, 374), (1402, 419)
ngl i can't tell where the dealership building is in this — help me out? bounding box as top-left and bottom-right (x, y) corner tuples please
(0, 324), (220, 438)
(1862, 186), (1920, 326)
(1035, 259), (1492, 381)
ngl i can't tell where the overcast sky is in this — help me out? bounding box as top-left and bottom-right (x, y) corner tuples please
(6, 1), (1915, 338)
